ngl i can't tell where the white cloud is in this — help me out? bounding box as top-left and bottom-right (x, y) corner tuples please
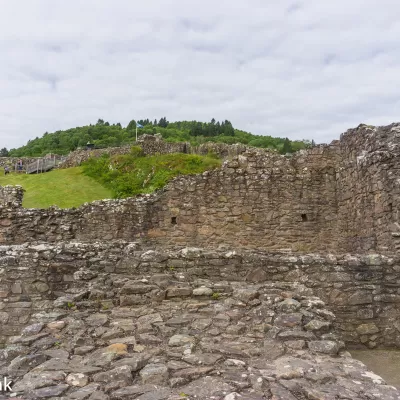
(1, 0), (400, 148)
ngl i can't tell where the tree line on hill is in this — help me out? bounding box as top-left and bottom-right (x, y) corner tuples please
(3, 118), (314, 157)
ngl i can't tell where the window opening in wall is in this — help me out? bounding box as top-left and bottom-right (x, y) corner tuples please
(389, 203), (393, 213)
(171, 217), (177, 225)
(301, 214), (308, 222)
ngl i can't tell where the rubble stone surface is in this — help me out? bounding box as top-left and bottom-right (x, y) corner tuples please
(1, 278), (398, 399)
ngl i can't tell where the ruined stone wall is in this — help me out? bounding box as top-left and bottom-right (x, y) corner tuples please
(336, 124), (400, 253)
(58, 145), (133, 169)
(58, 136), (195, 169)
(139, 135), (251, 158)
(57, 135), (253, 169)
(1, 123), (400, 252)
(0, 147), (340, 252)
(147, 145), (339, 251)
(3, 245), (399, 400)
(139, 134), (190, 155)
(0, 242), (399, 349)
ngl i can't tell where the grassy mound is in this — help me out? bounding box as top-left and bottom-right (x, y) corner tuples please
(82, 148), (222, 198)
(0, 167), (112, 209)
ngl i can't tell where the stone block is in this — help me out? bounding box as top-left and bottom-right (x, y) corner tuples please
(356, 323), (380, 335)
(11, 282), (22, 294)
(166, 287), (192, 298)
(308, 340), (339, 354)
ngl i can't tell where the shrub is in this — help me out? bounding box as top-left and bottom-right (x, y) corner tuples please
(212, 292), (221, 300)
(130, 146), (143, 157)
(82, 153), (221, 198)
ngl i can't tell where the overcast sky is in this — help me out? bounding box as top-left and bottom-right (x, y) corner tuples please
(1, 0), (399, 149)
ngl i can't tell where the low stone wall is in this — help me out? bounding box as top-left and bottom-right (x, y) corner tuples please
(0, 241), (399, 350)
(57, 146), (132, 169)
(138, 135), (252, 158)
(139, 134), (190, 155)
(3, 270), (399, 399)
(57, 134), (274, 169)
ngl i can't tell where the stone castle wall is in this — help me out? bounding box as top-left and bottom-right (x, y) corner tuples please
(22, 123), (390, 254)
(56, 135), (252, 169)
(57, 145), (133, 169)
(1, 124), (400, 397)
(3, 124), (400, 253)
(336, 124), (400, 253)
(0, 146), (342, 252)
(0, 241), (399, 349)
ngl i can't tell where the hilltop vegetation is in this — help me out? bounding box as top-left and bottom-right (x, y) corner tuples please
(0, 168), (112, 208)
(7, 118), (312, 157)
(82, 147), (221, 198)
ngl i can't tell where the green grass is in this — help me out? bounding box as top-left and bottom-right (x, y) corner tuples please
(82, 150), (222, 198)
(0, 167), (112, 209)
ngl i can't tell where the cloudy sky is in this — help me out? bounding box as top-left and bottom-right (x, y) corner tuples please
(1, 0), (399, 149)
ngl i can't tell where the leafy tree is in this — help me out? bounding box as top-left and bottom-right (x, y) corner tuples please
(281, 138), (293, 154)
(0, 147), (9, 157)
(7, 117), (310, 157)
(138, 119), (151, 126)
(126, 120), (136, 131)
(158, 117), (169, 128)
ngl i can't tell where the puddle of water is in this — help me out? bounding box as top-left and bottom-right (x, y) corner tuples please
(351, 350), (400, 389)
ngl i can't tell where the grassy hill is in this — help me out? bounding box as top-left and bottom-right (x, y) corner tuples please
(6, 118), (312, 157)
(82, 148), (221, 198)
(0, 167), (112, 208)
(0, 149), (222, 207)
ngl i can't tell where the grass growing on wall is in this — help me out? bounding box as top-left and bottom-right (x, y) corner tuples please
(0, 167), (112, 209)
(82, 148), (222, 198)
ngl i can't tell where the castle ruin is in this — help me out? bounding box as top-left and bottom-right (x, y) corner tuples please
(0, 124), (399, 399)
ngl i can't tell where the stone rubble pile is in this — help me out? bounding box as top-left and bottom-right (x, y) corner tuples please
(1, 276), (398, 400)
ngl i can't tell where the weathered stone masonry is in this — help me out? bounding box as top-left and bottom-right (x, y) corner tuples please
(1, 141), (339, 252)
(0, 242), (399, 349)
(0, 125), (400, 398)
(0, 186), (23, 209)
(3, 246), (399, 400)
(2, 123), (400, 253)
(0, 123), (400, 351)
(57, 134), (250, 169)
